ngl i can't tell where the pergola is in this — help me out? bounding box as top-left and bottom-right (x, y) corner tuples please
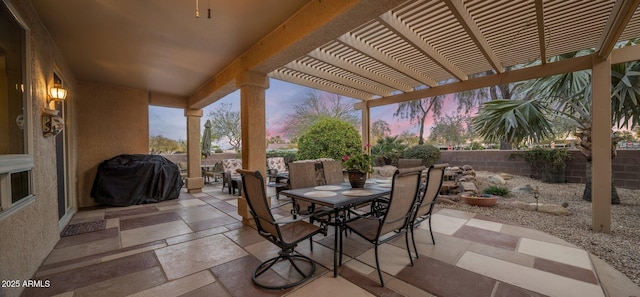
(33, 0), (640, 232)
(182, 0), (640, 232)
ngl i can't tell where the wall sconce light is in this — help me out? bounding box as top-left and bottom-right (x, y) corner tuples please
(49, 85), (67, 102)
(48, 73), (67, 103)
(43, 73), (65, 137)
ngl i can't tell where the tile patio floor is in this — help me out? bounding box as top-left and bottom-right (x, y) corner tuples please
(22, 183), (640, 297)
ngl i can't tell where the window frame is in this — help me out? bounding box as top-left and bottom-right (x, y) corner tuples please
(0, 0), (35, 221)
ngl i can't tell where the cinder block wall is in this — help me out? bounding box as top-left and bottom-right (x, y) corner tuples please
(161, 153), (238, 165)
(438, 150), (640, 189)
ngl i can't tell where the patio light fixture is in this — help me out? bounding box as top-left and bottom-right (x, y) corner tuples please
(48, 74), (67, 103)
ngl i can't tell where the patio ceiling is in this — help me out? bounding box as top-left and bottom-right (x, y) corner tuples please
(269, 0), (640, 107)
(31, 0), (640, 109)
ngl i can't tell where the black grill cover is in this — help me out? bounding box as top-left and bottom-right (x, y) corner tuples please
(91, 154), (184, 206)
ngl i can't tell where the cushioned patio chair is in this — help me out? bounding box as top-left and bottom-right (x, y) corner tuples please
(267, 157), (288, 183)
(341, 166), (424, 287)
(177, 161), (188, 186)
(237, 169), (326, 289)
(222, 159), (243, 195)
(409, 163), (448, 256)
(204, 162), (223, 183)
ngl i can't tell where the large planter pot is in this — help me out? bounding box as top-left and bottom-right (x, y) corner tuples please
(347, 170), (367, 188)
(461, 194), (498, 207)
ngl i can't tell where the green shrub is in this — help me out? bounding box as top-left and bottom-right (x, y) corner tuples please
(468, 142), (484, 150)
(510, 147), (572, 183)
(370, 136), (407, 166)
(510, 147), (571, 171)
(483, 185), (509, 197)
(403, 144), (441, 167)
(297, 118), (362, 161)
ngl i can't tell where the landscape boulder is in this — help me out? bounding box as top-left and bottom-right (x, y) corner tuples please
(487, 174), (506, 185)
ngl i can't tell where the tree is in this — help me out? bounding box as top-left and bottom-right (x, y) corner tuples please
(617, 130), (636, 142)
(149, 135), (182, 154)
(453, 66), (527, 149)
(282, 90), (360, 139)
(472, 47), (640, 204)
(429, 114), (469, 146)
(206, 103), (240, 151)
(397, 130), (419, 147)
(297, 118), (362, 161)
(267, 135), (285, 144)
(393, 95), (444, 145)
(371, 119), (391, 144)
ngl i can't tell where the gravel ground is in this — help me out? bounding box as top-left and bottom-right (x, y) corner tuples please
(437, 171), (640, 285)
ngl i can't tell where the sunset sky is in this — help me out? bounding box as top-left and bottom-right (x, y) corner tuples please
(149, 78), (463, 148)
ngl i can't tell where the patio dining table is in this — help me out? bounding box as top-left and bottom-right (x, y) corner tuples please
(280, 181), (392, 277)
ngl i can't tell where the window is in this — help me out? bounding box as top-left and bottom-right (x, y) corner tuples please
(0, 0), (34, 219)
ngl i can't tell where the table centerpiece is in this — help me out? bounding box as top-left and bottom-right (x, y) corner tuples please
(343, 147), (374, 188)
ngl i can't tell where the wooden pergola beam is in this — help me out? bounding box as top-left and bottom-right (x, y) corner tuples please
(444, 0), (504, 73)
(378, 11), (468, 81)
(356, 54), (592, 109)
(338, 33), (439, 87)
(597, 0), (640, 58)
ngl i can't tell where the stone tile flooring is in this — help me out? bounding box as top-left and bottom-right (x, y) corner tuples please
(22, 184), (640, 297)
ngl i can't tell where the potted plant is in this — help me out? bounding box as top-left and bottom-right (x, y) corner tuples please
(343, 147), (374, 188)
(460, 193), (499, 207)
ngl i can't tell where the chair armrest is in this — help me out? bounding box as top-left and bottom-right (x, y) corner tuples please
(270, 200), (294, 209)
(274, 213), (315, 225)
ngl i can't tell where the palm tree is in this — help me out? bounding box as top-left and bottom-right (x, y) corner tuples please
(370, 136), (408, 166)
(472, 48), (640, 204)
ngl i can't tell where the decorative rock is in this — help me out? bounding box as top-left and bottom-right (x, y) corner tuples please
(439, 194), (460, 202)
(499, 173), (514, 180)
(462, 165), (473, 170)
(512, 185), (534, 194)
(460, 181), (478, 193)
(436, 197), (456, 204)
(487, 174), (506, 185)
(538, 204), (571, 215)
(457, 175), (476, 183)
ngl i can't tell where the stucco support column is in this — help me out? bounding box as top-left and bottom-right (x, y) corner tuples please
(185, 108), (204, 194)
(361, 101), (371, 149)
(236, 71), (269, 223)
(591, 55), (612, 233)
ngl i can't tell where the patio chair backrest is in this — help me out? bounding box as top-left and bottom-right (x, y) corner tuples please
(415, 163), (448, 219)
(236, 169), (279, 239)
(287, 162), (317, 214)
(288, 162), (317, 189)
(397, 158), (423, 168)
(222, 159), (242, 178)
(380, 166), (424, 235)
(267, 157), (288, 174)
(321, 160), (344, 184)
